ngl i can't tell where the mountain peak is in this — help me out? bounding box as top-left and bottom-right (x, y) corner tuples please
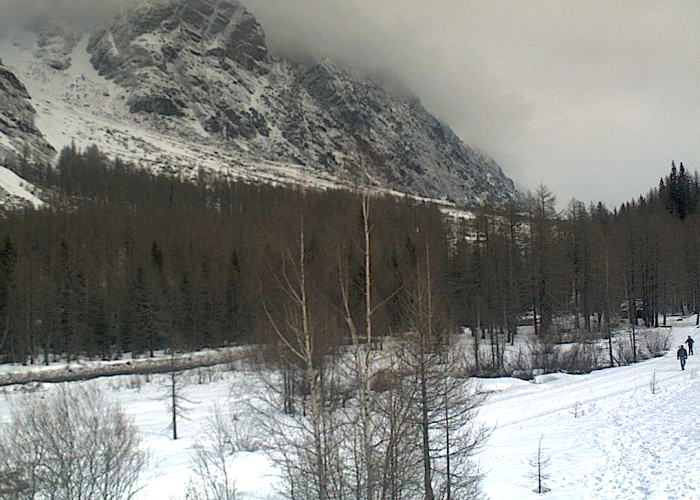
(0, 0), (523, 207)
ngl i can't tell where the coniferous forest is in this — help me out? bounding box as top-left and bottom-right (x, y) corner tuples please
(1, 146), (700, 373)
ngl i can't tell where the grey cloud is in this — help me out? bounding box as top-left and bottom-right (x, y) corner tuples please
(0, 0), (136, 35)
(242, 0), (700, 208)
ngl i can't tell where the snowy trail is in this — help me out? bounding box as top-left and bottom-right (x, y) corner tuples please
(478, 320), (700, 499)
(583, 382), (700, 499)
(479, 337), (694, 429)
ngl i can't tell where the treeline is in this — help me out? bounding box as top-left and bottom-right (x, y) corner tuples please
(0, 146), (699, 371)
(0, 145), (455, 364)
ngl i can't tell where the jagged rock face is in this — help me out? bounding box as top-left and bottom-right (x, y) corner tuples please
(0, 58), (55, 162)
(294, 61), (518, 204)
(88, 0), (270, 122)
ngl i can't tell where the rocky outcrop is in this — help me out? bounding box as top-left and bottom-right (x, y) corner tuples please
(293, 61), (518, 205)
(34, 25), (83, 70)
(88, 0), (270, 122)
(0, 58), (55, 162)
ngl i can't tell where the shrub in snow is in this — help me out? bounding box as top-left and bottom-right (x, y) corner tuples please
(526, 333), (561, 372)
(181, 405), (242, 500)
(649, 371), (659, 394)
(561, 341), (606, 374)
(641, 329), (671, 359)
(614, 336), (636, 366)
(570, 400), (585, 418)
(0, 384), (148, 500)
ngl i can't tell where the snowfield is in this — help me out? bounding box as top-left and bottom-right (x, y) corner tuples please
(1, 320), (698, 499)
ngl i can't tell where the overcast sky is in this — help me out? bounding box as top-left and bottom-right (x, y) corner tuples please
(0, 0), (128, 32)
(241, 0), (700, 209)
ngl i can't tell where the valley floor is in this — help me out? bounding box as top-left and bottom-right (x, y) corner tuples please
(1, 320), (698, 499)
(479, 318), (700, 499)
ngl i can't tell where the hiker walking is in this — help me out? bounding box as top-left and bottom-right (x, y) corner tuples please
(686, 335), (695, 355)
(678, 345), (689, 370)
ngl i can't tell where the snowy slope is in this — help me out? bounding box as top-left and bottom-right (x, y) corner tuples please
(0, 28), (485, 212)
(0, 31), (350, 195)
(0, 29), (346, 193)
(0, 166), (43, 208)
(1, 320), (699, 499)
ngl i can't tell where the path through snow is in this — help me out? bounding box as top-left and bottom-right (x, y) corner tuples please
(478, 318), (700, 499)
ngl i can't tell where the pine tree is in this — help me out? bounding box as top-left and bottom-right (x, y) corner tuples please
(0, 235), (17, 356)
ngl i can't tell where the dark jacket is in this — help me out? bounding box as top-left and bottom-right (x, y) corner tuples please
(686, 337), (695, 347)
(678, 346), (688, 360)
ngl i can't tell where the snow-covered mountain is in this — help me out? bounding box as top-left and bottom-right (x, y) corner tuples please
(0, 0), (523, 207)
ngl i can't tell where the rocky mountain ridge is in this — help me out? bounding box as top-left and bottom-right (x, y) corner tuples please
(0, 57), (55, 162)
(0, 0), (523, 207)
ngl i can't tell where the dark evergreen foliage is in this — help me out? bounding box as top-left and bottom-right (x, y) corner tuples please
(659, 161), (700, 220)
(0, 145), (453, 363)
(1, 146), (699, 369)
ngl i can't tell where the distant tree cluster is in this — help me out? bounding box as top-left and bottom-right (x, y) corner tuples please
(0, 148), (698, 374)
(0, 145), (454, 364)
(657, 161), (700, 220)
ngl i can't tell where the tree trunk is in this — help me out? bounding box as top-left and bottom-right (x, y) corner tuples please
(362, 195), (375, 500)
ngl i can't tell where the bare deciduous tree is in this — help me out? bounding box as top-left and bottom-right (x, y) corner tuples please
(262, 216), (334, 500)
(0, 384), (148, 500)
(337, 192), (382, 500)
(182, 404), (241, 500)
(397, 243), (488, 500)
(163, 351), (195, 440)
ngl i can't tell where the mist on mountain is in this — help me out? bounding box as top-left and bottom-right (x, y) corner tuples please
(0, 0), (137, 36)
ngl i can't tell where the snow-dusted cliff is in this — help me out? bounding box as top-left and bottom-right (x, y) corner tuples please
(0, 57), (55, 163)
(0, 0), (523, 207)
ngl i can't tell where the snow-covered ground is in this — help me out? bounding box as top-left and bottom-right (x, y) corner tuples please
(478, 319), (700, 499)
(1, 320), (698, 499)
